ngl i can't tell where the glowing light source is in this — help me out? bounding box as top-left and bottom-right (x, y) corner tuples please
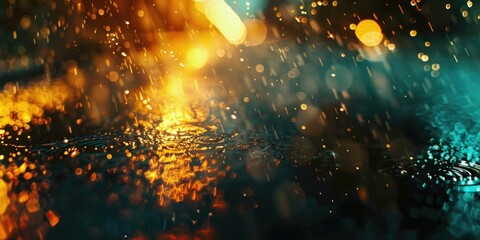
(355, 19), (383, 47)
(186, 47), (209, 69)
(204, 0), (247, 45)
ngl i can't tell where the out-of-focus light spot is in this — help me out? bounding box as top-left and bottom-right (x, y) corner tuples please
(137, 10), (145, 17)
(387, 43), (396, 50)
(297, 92), (306, 100)
(216, 48), (226, 57)
(18, 191), (29, 203)
(300, 103), (308, 110)
(204, 0), (247, 45)
(98, 9), (105, 16)
(75, 168), (83, 175)
(287, 68), (300, 78)
(255, 64), (265, 73)
(274, 182), (306, 219)
(425, 41), (431, 47)
(164, 75), (185, 97)
(325, 65), (354, 91)
(349, 23), (356, 30)
(20, 16), (31, 30)
(334, 140), (368, 172)
(432, 63), (441, 71)
(243, 97), (250, 103)
(23, 172), (32, 180)
(0, 80), (71, 129)
(410, 30), (417, 37)
(421, 54), (430, 62)
(243, 19), (268, 47)
(0, 179), (9, 215)
(26, 199), (39, 213)
(186, 48), (209, 69)
(108, 71), (119, 82)
(355, 19), (383, 47)
(359, 45), (387, 62)
(46, 210), (60, 227)
(446, 3), (451, 9)
(296, 106), (325, 136)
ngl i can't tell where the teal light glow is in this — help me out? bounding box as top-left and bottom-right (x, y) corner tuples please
(225, 0), (268, 18)
(424, 62), (480, 238)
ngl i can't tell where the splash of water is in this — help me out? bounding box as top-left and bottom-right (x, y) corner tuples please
(423, 66), (480, 237)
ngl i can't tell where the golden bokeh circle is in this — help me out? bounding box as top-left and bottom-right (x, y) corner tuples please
(355, 19), (383, 47)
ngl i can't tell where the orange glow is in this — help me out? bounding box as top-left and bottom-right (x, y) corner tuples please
(0, 179), (9, 215)
(0, 80), (72, 129)
(212, 195), (228, 211)
(139, 138), (219, 205)
(131, 80), (220, 206)
(355, 19), (383, 47)
(46, 210), (60, 227)
(0, 216), (13, 240)
(26, 198), (40, 213)
(243, 19), (268, 47)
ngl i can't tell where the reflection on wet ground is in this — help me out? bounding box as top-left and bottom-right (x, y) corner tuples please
(2, 111), (480, 239)
(1, 0), (480, 239)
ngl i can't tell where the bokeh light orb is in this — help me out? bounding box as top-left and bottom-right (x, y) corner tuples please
(334, 140), (368, 172)
(296, 106), (325, 136)
(243, 19), (268, 47)
(359, 44), (388, 62)
(355, 19), (384, 47)
(274, 182), (306, 219)
(325, 64), (354, 91)
(186, 47), (209, 69)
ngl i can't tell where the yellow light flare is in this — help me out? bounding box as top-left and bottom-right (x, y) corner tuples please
(203, 0), (247, 45)
(186, 47), (209, 69)
(355, 19), (384, 47)
(165, 76), (185, 98)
